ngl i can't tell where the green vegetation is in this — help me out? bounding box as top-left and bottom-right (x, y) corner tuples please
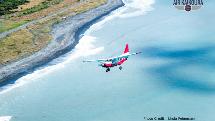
(0, 0), (29, 16)
(17, 0), (63, 16)
(0, 20), (29, 33)
(0, 0), (63, 16)
(0, 0), (64, 33)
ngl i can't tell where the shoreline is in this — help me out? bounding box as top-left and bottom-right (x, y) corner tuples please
(0, 0), (124, 86)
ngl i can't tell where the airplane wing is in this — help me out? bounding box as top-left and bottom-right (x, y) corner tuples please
(108, 52), (142, 60)
(129, 52), (142, 56)
(83, 52), (141, 63)
(107, 52), (142, 62)
(83, 59), (111, 63)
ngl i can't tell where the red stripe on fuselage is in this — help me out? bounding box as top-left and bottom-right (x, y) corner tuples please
(103, 63), (113, 67)
(117, 58), (127, 65)
(102, 58), (127, 68)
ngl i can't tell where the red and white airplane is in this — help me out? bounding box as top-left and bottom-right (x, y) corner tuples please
(83, 44), (141, 72)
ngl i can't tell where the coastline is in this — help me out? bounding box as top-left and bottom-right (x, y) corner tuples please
(0, 0), (124, 85)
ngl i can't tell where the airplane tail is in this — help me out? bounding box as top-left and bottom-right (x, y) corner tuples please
(124, 43), (129, 54)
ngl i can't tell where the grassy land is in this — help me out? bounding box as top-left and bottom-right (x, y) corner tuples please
(0, 0), (66, 33)
(0, 19), (29, 33)
(0, 0), (107, 65)
(16, 0), (64, 17)
(15, 0), (46, 11)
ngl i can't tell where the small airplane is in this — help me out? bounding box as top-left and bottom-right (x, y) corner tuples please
(83, 44), (141, 72)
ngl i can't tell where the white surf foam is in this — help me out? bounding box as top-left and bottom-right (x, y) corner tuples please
(0, 35), (104, 94)
(85, 0), (155, 34)
(0, 116), (12, 121)
(119, 0), (155, 18)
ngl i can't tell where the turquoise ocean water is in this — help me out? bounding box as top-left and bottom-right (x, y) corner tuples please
(0, 0), (215, 121)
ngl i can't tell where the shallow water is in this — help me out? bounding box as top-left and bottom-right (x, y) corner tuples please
(0, 0), (215, 121)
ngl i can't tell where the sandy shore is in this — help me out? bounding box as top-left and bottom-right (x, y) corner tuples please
(0, 0), (124, 84)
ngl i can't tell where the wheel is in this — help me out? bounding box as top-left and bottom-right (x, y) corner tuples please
(107, 68), (110, 71)
(119, 66), (122, 70)
(106, 68), (110, 72)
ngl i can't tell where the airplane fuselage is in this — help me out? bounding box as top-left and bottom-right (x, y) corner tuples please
(102, 58), (127, 68)
(101, 53), (129, 68)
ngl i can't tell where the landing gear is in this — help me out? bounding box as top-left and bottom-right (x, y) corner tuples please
(119, 66), (122, 70)
(106, 68), (110, 72)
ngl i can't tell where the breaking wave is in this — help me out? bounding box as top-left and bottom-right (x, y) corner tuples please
(86, 0), (155, 34)
(119, 0), (155, 18)
(0, 116), (12, 121)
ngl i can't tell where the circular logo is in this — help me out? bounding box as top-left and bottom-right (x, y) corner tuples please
(185, 5), (191, 11)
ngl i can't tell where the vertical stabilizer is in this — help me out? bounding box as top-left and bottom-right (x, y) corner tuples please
(124, 44), (129, 53)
